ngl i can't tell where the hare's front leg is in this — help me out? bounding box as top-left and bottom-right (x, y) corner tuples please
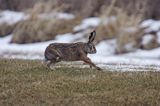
(82, 57), (102, 71)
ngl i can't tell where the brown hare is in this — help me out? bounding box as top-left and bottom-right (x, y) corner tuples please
(44, 30), (102, 70)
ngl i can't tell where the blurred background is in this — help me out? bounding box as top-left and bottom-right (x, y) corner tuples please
(0, 0), (160, 65)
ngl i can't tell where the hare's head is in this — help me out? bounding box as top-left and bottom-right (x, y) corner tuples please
(85, 30), (97, 54)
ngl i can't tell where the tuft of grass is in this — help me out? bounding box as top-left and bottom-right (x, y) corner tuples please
(0, 59), (160, 106)
(96, 0), (144, 43)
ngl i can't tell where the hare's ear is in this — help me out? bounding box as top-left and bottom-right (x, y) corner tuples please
(88, 30), (96, 43)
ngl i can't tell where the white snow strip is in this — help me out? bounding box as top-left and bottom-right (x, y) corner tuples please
(102, 16), (116, 25)
(74, 17), (101, 31)
(89, 55), (160, 66)
(55, 33), (84, 43)
(124, 48), (160, 59)
(96, 39), (116, 56)
(98, 64), (160, 71)
(38, 12), (75, 20)
(55, 13), (75, 20)
(0, 10), (26, 25)
(141, 19), (160, 32)
(142, 34), (154, 45)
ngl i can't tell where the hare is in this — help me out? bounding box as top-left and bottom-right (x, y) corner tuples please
(44, 30), (102, 70)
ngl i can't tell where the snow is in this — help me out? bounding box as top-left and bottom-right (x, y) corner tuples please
(157, 31), (160, 43)
(55, 13), (75, 20)
(74, 17), (101, 31)
(55, 33), (84, 42)
(96, 39), (116, 56)
(124, 42), (136, 52)
(142, 34), (154, 45)
(0, 10), (26, 25)
(124, 48), (160, 59)
(141, 19), (160, 32)
(99, 64), (160, 72)
(38, 12), (75, 20)
(102, 16), (116, 25)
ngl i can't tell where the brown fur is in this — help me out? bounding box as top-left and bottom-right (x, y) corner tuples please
(44, 31), (102, 70)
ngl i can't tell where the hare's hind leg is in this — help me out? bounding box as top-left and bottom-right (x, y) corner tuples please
(46, 60), (52, 67)
(45, 50), (61, 69)
(47, 57), (61, 69)
(46, 60), (57, 70)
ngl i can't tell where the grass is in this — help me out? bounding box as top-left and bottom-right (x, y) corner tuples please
(0, 59), (160, 106)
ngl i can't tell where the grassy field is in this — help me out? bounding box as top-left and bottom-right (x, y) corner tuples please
(0, 59), (160, 106)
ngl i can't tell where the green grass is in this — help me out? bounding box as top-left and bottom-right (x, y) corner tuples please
(0, 59), (160, 106)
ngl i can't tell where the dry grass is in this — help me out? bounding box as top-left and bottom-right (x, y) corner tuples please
(1, 0), (160, 19)
(0, 59), (160, 106)
(96, 0), (143, 41)
(11, 17), (81, 44)
(29, 0), (71, 19)
(0, 23), (15, 37)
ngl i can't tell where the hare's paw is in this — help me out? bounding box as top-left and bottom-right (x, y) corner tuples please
(49, 65), (56, 70)
(96, 67), (102, 71)
(56, 57), (60, 61)
(90, 65), (93, 69)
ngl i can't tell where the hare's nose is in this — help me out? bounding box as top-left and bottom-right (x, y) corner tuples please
(95, 49), (97, 53)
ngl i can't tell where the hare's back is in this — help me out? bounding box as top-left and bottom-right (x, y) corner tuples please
(49, 43), (80, 48)
(48, 43), (83, 61)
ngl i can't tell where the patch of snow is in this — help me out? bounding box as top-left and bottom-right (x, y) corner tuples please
(74, 17), (101, 31)
(141, 19), (154, 28)
(0, 10), (26, 25)
(103, 16), (116, 25)
(124, 48), (160, 59)
(124, 42), (136, 52)
(98, 64), (160, 72)
(89, 55), (160, 66)
(0, 35), (12, 44)
(55, 13), (75, 20)
(141, 19), (160, 32)
(95, 39), (116, 56)
(142, 34), (154, 45)
(38, 12), (75, 20)
(55, 33), (84, 43)
(157, 31), (160, 43)
(0, 10), (74, 26)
